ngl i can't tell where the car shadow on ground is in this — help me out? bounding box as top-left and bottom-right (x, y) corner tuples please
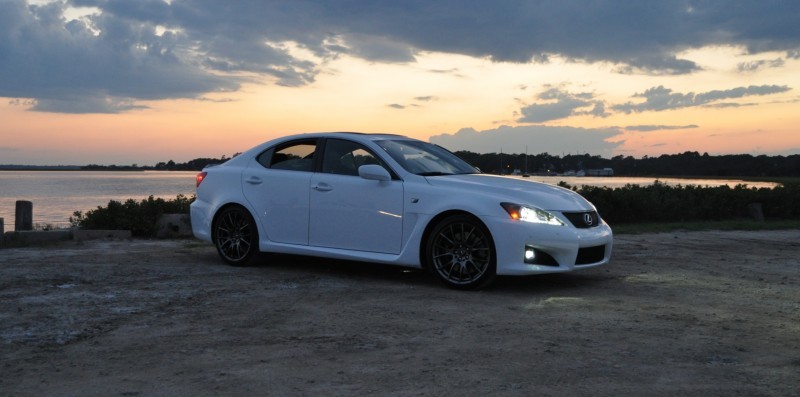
(239, 252), (609, 294)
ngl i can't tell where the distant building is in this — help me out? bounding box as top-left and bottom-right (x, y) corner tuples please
(586, 168), (614, 176)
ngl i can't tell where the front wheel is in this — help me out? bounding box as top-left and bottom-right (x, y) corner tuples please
(425, 214), (496, 290)
(213, 206), (260, 267)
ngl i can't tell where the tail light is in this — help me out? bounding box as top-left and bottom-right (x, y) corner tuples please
(196, 172), (208, 188)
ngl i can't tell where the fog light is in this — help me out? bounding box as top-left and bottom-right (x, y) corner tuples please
(524, 245), (560, 266)
(524, 248), (535, 261)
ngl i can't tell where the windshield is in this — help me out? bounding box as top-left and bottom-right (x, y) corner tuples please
(375, 139), (479, 176)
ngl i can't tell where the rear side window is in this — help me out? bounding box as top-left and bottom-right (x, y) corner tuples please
(258, 140), (317, 171)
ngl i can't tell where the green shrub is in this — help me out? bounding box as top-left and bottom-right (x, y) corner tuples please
(68, 183), (800, 236)
(572, 182), (800, 224)
(70, 195), (194, 237)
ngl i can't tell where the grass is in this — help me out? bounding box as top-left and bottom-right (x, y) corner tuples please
(611, 219), (800, 234)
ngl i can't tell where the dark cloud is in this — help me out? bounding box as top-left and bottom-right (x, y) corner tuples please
(3, 0), (800, 113)
(612, 85), (791, 113)
(0, 1), (239, 113)
(387, 103), (405, 109)
(429, 125), (620, 157)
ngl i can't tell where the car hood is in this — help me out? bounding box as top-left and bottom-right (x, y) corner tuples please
(425, 174), (595, 211)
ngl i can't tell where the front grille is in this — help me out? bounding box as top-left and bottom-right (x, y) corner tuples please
(576, 245), (605, 265)
(563, 211), (600, 228)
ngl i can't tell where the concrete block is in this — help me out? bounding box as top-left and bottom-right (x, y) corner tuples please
(154, 214), (193, 238)
(72, 230), (132, 241)
(6, 230), (72, 244)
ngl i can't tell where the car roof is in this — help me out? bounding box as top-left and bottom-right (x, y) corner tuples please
(314, 132), (409, 140)
(222, 132), (415, 167)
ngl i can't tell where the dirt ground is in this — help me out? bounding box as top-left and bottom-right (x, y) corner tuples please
(1, 230), (798, 396)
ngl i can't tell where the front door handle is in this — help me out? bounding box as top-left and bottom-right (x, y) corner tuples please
(245, 176), (262, 185)
(312, 183), (333, 192)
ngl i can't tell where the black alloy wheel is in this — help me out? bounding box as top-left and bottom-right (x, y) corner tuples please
(214, 206), (259, 266)
(426, 214), (496, 290)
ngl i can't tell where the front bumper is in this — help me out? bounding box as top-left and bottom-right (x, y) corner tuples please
(486, 216), (613, 276)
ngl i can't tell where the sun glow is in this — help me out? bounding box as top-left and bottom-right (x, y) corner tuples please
(3, 44), (799, 165)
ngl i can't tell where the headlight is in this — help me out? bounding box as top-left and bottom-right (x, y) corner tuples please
(501, 203), (565, 226)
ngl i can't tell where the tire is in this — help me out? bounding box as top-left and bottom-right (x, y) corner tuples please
(425, 214), (496, 290)
(213, 206), (260, 267)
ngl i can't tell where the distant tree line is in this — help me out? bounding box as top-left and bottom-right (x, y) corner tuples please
(80, 153), (240, 171)
(16, 150), (795, 177)
(454, 150), (800, 177)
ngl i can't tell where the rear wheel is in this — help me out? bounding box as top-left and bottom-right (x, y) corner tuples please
(213, 206), (260, 266)
(425, 214), (496, 290)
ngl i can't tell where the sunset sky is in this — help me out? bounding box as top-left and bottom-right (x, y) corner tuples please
(2, 0), (799, 165)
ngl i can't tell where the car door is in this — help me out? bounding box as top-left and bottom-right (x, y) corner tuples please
(309, 138), (404, 254)
(242, 138), (317, 245)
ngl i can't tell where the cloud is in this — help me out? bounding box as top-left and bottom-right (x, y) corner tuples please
(625, 125), (699, 132)
(614, 55), (703, 75)
(32, 96), (148, 114)
(612, 85), (791, 113)
(738, 58), (785, 72)
(518, 87), (610, 123)
(429, 125), (621, 157)
(340, 34), (416, 63)
(387, 96), (437, 110)
(0, 1), (239, 113)
(4, 0), (800, 113)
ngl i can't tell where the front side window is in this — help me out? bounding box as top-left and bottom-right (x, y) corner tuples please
(323, 139), (387, 176)
(265, 140), (317, 172)
(376, 139), (478, 176)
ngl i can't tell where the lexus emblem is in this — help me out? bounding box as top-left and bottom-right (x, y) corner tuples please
(583, 213), (594, 226)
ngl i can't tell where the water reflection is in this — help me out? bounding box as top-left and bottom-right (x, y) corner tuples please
(509, 175), (779, 189)
(0, 171), (780, 226)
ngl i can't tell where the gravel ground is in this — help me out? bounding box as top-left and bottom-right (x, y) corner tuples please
(1, 230), (799, 396)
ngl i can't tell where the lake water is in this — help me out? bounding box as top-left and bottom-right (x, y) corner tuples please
(0, 171), (779, 229)
(0, 171), (197, 228)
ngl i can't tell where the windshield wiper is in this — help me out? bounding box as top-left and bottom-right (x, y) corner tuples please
(417, 172), (454, 176)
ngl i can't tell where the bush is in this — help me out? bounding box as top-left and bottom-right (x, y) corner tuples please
(572, 182), (800, 224)
(70, 195), (194, 237)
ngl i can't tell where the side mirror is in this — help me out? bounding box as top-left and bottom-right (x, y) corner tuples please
(358, 164), (391, 181)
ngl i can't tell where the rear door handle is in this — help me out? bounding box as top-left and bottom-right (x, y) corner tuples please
(245, 176), (262, 185)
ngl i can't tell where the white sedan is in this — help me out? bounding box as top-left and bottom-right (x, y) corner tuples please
(191, 132), (612, 289)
